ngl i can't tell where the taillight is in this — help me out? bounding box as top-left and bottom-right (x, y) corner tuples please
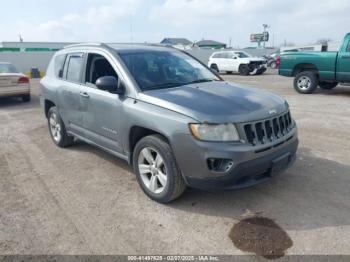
(276, 56), (281, 68)
(18, 76), (30, 84)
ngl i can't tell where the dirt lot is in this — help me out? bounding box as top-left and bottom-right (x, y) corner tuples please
(1, 70), (350, 257)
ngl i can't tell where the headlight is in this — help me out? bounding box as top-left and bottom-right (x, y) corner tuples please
(189, 123), (240, 142)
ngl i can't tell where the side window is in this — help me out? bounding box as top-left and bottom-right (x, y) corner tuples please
(213, 53), (221, 58)
(65, 53), (84, 83)
(54, 54), (66, 78)
(347, 41), (350, 52)
(226, 53), (234, 59)
(85, 53), (119, 87)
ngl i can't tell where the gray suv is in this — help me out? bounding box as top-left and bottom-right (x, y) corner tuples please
(40, 43), (298, 203)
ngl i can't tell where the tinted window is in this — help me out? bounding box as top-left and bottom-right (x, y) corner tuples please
(120, 50), (220, 91)
(213, 53), (222, 58)
(234, 52), (250, 58)
(347, 41), (350, 52)
(0, 63), (19, 73)
(66, 54), (84, 82)
(54, 54), (66, 78)
(85, 53), (118, 85)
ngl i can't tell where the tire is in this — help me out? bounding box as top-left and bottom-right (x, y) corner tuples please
(270, 61), (277, 69)
(47, 106), (74, 148)
(210, 64), (219, 74)
(22, 94), (31, 102)
(133, 135), (186, 203)
(256, 68), (267, 75)
(319, 82), (338, 90)
(293, 71), (318, 94)
(239, 64), (250, 76)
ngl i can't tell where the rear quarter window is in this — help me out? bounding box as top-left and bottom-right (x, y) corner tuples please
(65, 54), (84, 83)
(54, 54), (66, 78)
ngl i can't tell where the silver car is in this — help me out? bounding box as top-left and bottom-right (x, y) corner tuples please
(0, 62), (31, 102)
(40, 43), (298, 203)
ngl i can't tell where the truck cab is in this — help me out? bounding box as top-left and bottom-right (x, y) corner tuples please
(279, 33), (350, 94)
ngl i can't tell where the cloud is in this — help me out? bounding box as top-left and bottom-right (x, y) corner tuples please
(15, 0), (143, 42)
(150, 0), (350, 46)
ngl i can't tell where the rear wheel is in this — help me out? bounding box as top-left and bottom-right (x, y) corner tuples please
(294, 71), (318, 94)
(47, 106), (74, 148)
(22, 94), (31, 102)
(319, 82), (338, 90)
(133, 135), (186, 203)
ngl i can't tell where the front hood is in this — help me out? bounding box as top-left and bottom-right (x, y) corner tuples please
(138, 81), (288, 123)
(240, 57), (266, 63)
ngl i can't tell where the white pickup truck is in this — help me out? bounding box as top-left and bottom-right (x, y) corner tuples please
(208, 51), (267, 75)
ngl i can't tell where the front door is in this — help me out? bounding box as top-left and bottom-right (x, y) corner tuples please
(80, 52), (124, 154)
(337, 40), (350, 81)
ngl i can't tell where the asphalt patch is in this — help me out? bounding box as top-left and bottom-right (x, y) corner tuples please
(229, 217), (293, 260)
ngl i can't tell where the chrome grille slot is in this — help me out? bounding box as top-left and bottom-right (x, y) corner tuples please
(241, 111), (294, 148)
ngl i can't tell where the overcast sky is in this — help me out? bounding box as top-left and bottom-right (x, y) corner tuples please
(1, 0), (349, 47)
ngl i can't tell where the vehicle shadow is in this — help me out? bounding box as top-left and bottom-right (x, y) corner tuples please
(168, 147), (350, 231)
(314, 85), (350, 97)
(0, 96), (39, 110)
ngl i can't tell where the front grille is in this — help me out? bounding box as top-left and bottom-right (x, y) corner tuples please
(249, 61), (264, 66)
(242, 111), (293, 146)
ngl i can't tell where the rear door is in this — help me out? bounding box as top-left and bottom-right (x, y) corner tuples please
(337, 40), (350, 81)
(58, 52), (86, 136)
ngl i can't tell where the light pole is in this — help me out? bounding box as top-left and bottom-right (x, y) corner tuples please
(262, 24), (270, 48)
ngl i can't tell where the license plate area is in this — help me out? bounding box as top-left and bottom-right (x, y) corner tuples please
(271, 153), (290, 176)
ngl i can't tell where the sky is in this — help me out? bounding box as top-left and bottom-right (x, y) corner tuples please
(1, 0), (350, 47)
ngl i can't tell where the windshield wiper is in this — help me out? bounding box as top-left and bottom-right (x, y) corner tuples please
(146, 82), (187, 90)
(185, 79), (217, 84)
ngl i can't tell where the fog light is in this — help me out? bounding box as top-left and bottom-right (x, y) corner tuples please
(207, 158), (234, 172)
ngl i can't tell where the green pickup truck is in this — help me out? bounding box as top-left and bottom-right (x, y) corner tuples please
(279, 33), (350, 94)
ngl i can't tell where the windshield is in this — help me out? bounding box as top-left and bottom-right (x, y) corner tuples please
(235, 52), (251, 58)
(0, 63), (19, 73)
(119, 50), (220, 91)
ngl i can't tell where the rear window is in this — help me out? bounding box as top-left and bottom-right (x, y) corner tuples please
(0, 63), (19, 73)
(65, 54), (84, 82)
(54, 54), (66, 78)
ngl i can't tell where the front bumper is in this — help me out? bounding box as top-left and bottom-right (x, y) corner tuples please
(172, 128), (298, 190)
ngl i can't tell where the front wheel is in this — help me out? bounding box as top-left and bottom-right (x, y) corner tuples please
(133, 135), (186, 203)
(270, 61), (277, 69)
(319, 82), (338, 90)
(239, 64), (250, 76)
(210, 64), (219, 74)
(294, 71), (318, 94)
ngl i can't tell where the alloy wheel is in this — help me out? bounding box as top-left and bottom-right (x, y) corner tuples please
(138, 147), (167, 194)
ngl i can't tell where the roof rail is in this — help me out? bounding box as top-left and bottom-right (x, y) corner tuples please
(63, 43), (108, 49)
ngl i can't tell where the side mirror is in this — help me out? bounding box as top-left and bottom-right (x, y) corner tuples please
(96, 76), (125, 95)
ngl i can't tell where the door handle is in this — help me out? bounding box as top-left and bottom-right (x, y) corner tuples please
(80, 92), (90, 98)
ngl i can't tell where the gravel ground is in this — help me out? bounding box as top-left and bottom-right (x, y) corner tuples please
(0, 70), (349, 257)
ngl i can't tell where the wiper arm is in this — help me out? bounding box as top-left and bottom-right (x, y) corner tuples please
(186, 79), (217, 84)
(147, 82), (187, 90)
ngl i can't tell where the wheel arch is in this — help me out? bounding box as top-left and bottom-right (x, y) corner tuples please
(292, 63), (319, 77)
(44, 99), (56, 118)
(128, 126), (171, 164)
